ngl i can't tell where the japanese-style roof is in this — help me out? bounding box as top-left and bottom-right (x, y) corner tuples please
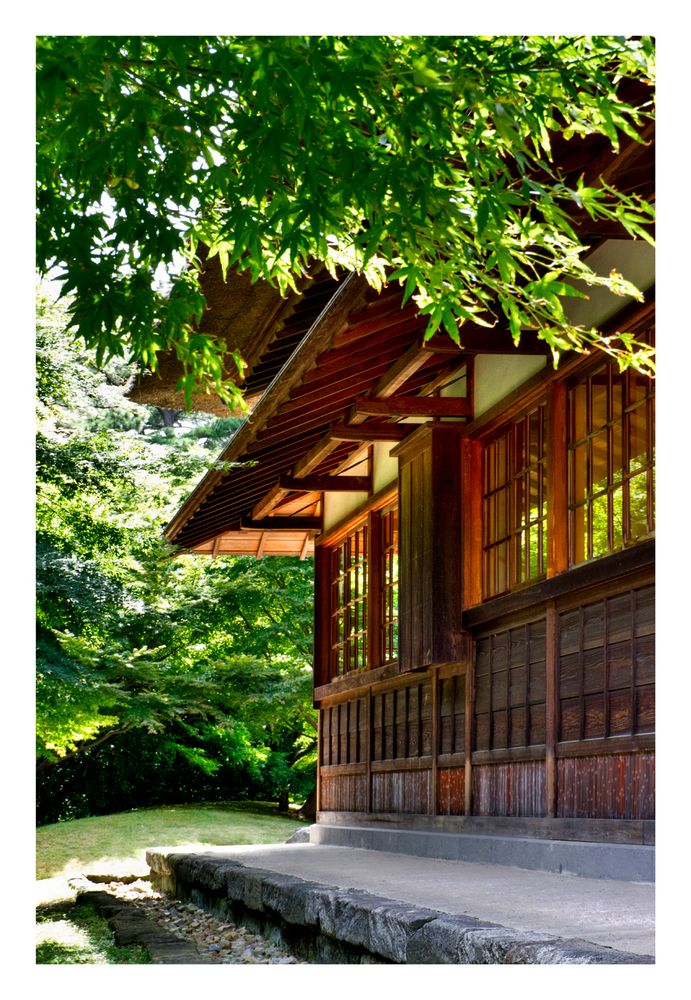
(127, 249), (338, 416)
(164, 122), (654, 559)
(164, 274), (551, 558)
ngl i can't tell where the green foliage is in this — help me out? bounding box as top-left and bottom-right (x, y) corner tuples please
(36, 35), (655, 409)
(36, 295), (316, 818)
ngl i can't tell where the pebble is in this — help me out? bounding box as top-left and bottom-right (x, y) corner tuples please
(102, 878), (305, 964)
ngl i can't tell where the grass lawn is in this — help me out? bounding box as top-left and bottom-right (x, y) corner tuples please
(37, 900), (150, 964)
(37, 800), (308, 881)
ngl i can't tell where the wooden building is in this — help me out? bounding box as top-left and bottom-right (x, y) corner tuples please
(152, 123), (655, 857)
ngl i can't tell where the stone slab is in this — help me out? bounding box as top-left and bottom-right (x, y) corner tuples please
(146, 846), (654, 964)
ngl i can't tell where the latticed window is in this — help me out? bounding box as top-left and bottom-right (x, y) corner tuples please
(482, 404), (547, 599)
(330, 523), (369, 675)
(568, 362), (655, 566)
(380, 505), (399, 664)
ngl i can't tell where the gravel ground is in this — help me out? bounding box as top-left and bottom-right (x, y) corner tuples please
(102, 878), (305, 964)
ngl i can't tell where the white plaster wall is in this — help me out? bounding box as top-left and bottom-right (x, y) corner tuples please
(440, 365), (468, 398)
(564, 240), (655, 329)
(474, 355), (547, 418)
(372, 441), (398, 494)
(322, 453), (370, 533)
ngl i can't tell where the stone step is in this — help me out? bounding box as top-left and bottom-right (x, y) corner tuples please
(310, 823), (655, 882)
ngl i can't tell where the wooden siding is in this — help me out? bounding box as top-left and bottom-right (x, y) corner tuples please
(317, 577), (654, 823)
(320, 770), (368, 812)
(557, 752), (654, 820)
(437, 766), (466, 815)
(472, 761), (547, 817)
(371, 769), (432, 814)
(371, 682), (432, 761)
(397, 426), (464, 670)
(474, 620), (547, 751)
(558, 585), (655, 742)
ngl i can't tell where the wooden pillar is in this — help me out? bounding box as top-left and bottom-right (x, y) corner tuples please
(464, 650), (474, 816)
(367, 510), (382, 671)
(366, 686), (372, 814)
(548, 382), (568, 577)
(316, 708), (322, 817)
(545, 601), (558, 818)
(313, 545), (332, 687)
(431, 667), (439, 816)
(462, 437), (483, 607)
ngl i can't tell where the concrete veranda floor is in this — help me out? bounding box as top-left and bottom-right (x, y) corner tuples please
(156, 841), (654, 958)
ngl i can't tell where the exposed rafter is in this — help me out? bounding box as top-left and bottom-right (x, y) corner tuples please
(240, 517), (322, 531)
(329, 423), (411, 442)
(278, 474), (371, 492)
(352, 395), (471, 418)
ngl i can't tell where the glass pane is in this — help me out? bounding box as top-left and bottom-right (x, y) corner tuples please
(629, 472), (650, 541)
(570, 383), (587, 443)
(571, 443), (587, 502)
(495, 434), (508, 487)
(590, 431), (609, 494)
(514, 418), (526, 471)
(571, 505), (586, 565)
(591, 372), (608, 433)
(496, 488), (508, 541)
(591, 494), (609, 557)
(628, 401), (648, 473)
(495, 542), (508, 594)
(529, 409), (541, 465)
(611, 484), (623, 551)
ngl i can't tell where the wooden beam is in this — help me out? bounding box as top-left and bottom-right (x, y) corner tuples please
(292, 435), (342, 478)
(252, 483), (290, 520)
(255, 532), (267, 560)
(372, 344), (432, 398)
(353, 395), (471, 418)
(423, 330), (551, 355)
(329, 423), (411, 442)
(299, 533), (311, 560)
(165, 272), (368, 543)
(240, 517), (322, 531)
(211, 535), (222, 559)
(279, 474), (371, 493)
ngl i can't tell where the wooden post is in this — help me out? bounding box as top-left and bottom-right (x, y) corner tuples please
(313, 546), (332, 688)
(431, 667), (439, 816)
(316, 708), (322, 818)
(462, 438), (483, 607)
(368, 510), (382, 672)
(366, 687), (373, 814)
(548, 383), (568, 577)
(545, 601), (558, 818)
(465, 651), (474, 815)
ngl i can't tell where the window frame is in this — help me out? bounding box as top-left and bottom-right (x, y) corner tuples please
(321, 489), (400, 682)
(468, 321), (654, 608)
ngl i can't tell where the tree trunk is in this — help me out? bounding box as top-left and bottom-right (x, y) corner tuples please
(298, 786), (316, 821)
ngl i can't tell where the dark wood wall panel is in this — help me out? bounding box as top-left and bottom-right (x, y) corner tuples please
(398, 426), (464, 671)
(437, 766), (465, 815)
(439, 675), (465, 755)
(371, 769), (432, 814)
(471, 761), (546, 817)
(474, 620), (546, 751)
(558, 585), (654, 742)
(320, 698), (367, 767)
(371, 682), (432, 761)
(320, 773), (368, 812)
(557, 752), (654, 820)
